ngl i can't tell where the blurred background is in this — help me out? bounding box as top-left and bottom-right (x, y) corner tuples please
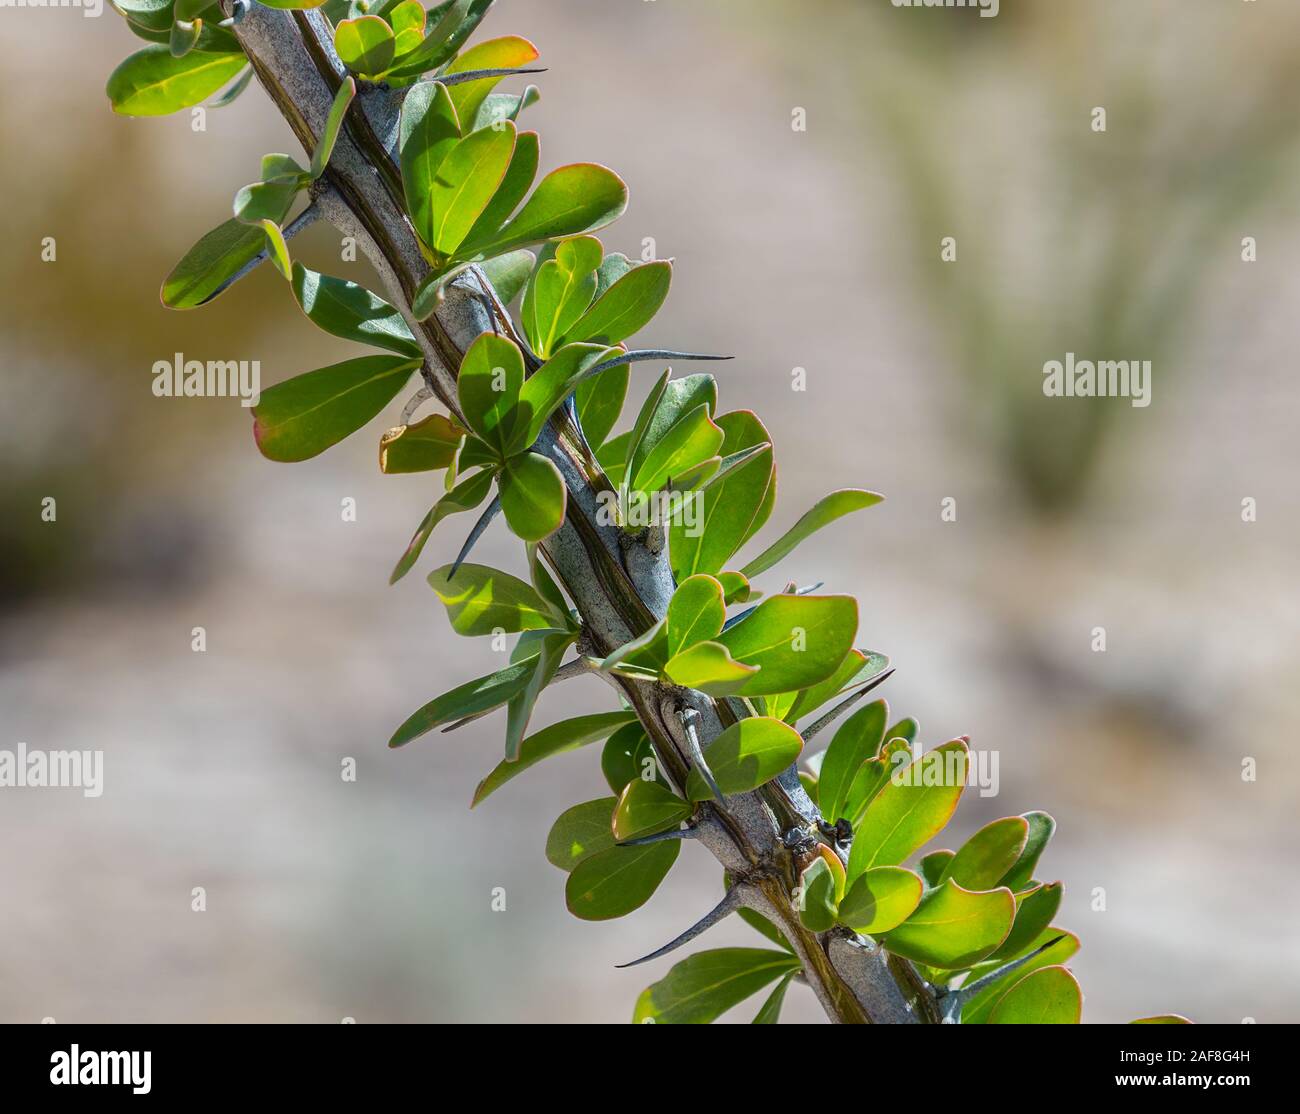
(2, 0), (1298, 1023)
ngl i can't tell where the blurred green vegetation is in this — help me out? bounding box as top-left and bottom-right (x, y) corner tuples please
(759, 0), (1300, 514)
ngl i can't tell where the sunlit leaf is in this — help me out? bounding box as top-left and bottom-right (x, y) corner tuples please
(107, 45), (247, 116)
(716, 594), (858, 698)
(561, 260), (672, 348)
(335, 16), (396, 77)
(500, 451), (566, 542)
(565, 841), (679, 921)
(161, 218), (266, 309)
(546, 797), (617, 871)
(388, 653), (541, 748)
(612, 779), (691, 842)
(987, 965), (1083, 1024)
(633, 948), (800, 1025)
(739, 489), (883, 580)
(472, 712), (635, 806)
(816, 699), (887, 826)
(252, 354), (419, 463)
(459, 163), (629, 260)
(442, 35), (540, 140)
(663, 641), (759, 696)
(837, 866), (923, 935)
(379, 413), (464, 474)
(941, 816), (1030, 891)
(685, 717), (803, 802)
(428, 562), (556, 636)
(291, 264), (421, 356)
(881, 879), (1015, 969)
(846, 739), (969, 880)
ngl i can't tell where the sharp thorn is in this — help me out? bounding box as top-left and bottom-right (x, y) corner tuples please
(615, 884), (747, 969)
(615, 822), (699, 849)
(448, 493), (502, 578)
(950, 934), (1070, 1006)
(800, 669), (895, 745)
(679, 706), (724, 806)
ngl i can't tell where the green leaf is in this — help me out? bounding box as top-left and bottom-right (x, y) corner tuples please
(479, 249), (536, 305)
(381, 0), (476, 79)
(918, 849), (954, 888)
(428, 562), (557, 636)
(473, 86), (540, 132)
(601, 723), (666, 793)
(256, 220), (293, 280)
(546, 797), (617, 871)
(751, 971), (795, 1024)
(389, 468), (492, 583)
(514, 342), (612, 451)
(459, 163), (629, 260)
(472, 712), (635, 806)
(784, 648), (889, 725)
(378, 413), (465, 474)
(627, 374), (716, 484)
(885, 716), (920, 747)
(233, 178), (300, 226)
(685, 717), (803, 802)
(881, 879), (1015, 969)
(565, 841), (679, 921)
(667, 412), (772, 581)
(1131, 1015), (1193, 1025)
(574, 362), (629, 451)
(504, 629), (573, 760)
(161, 218), (267, 309)
(716, 594), (858, 698)
(739, 489), (884, 580)
(940, 816), (1030, 891)
(252, 354), (418, 463)
(842, 737), (912, 829)
(797, 856), (839, 933)
(816, 699), (888, 826)
(629, 404), (724, 495)
(961, 928), (1080, 1024)
(335, 16), (396, 77)
(837, 866), (923, 935)
(561, 260), (672, 348)
(457, 332), (524, 455)
(986, 882), (1063, 964)
(500, 451), (566, 542)
(521, 236), (601, 358)
(633, 948), (800, 1025)
(388, 653), (540, 747)
(999, 811), (1056, 891)
(663, 641), (759, 696)
(169, 18), (201, 59)
(987, 966), (1083, 1024)
(442, 35), (540, 138)
(666, 575), (726, 656)
(612, 779), (691, 842)
(311, 76), (356, 178)
(846, 739), (969, 880)
(107, 45), (247, 116)
(400, 80), (462, 247)
(462, 130), (539, 250)
(291, 264), (421, 356)
(427, 122), (517, 255)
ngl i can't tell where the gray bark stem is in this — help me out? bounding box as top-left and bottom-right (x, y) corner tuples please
(226, 4), (940, 1025)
